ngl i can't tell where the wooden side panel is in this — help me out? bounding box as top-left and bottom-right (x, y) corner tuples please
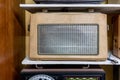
(0, 0), (25, 80)
(118, 16), (120, 58)
(101, 65), (113, 80)
(25, 0), (33, 57)
(113, 66), (119, 80)
(113, 15), (120, 58)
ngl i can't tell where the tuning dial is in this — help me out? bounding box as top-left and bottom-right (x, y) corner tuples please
(28, 74), (55, 80)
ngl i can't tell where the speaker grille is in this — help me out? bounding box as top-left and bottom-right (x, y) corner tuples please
(37, 24), (99, 55)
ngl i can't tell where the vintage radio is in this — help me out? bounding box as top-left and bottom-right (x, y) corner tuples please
(21, 68), (105, 80)
(29, 12), (108, 61)
(33, 0), (105, 4)
(113, 15), (120, 58)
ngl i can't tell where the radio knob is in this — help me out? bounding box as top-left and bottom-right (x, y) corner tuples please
(82, 78), (87, 80)
(75, 78), (82, 80)
(67, 78), (74, 80)
(75, 78), (79, 80)
(70, 78), (74, 80)
(89, 78), (96, 80)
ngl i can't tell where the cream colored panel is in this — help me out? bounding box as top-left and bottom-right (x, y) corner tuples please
(108, 0), (120, 4)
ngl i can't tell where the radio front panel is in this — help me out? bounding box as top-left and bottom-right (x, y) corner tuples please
(21, 69), (105, 80)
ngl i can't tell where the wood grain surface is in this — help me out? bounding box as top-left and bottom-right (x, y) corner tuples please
(0, 0), (25, 80)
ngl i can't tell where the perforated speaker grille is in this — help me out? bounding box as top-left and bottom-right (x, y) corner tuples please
(37, 24), (99, 55)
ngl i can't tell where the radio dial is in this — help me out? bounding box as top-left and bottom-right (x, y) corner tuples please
(28, 74), (55, 80)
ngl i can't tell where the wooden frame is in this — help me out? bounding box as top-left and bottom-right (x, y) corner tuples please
(29, 12), (107, 61)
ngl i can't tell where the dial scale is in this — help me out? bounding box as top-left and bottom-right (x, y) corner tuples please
(29, 74), (55, 80)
